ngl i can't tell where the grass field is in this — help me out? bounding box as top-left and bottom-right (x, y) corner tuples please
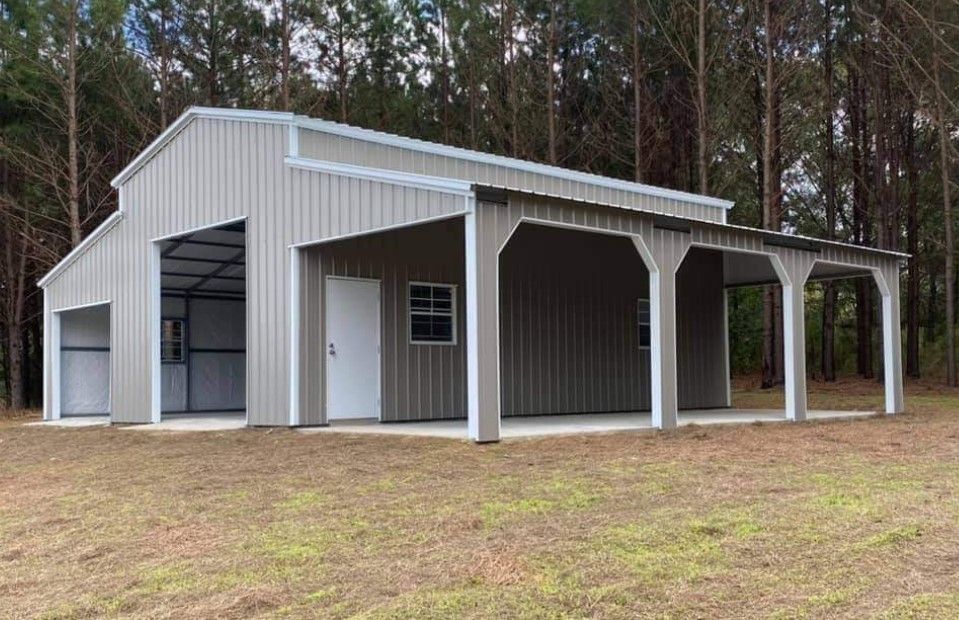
(1, 378), (958, 619)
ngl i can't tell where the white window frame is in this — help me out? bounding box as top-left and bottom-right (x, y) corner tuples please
(409, 281), (458, 346)
(637, 298), (651, 350)
(161, 318), (185, 363)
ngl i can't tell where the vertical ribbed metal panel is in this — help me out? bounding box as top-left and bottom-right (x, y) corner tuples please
(499, 224), (652, 415)
(298, 129), (726, 223)
(43, 117), (466, 425)
(299, 218), (466, 424)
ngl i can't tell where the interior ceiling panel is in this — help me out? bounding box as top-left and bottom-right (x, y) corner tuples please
(161, 223), (246, 294)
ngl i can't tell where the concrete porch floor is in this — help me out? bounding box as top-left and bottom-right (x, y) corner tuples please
(299, 408), (878, 440)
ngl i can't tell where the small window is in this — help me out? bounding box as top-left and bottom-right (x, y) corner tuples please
(409, 283), (456, 344)
(637, 298), (651, 349)
(161, 319), (185, 362)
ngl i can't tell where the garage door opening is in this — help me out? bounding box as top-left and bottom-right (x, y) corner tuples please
(58, 303), (111, 417)
(158, 221), (246, 418)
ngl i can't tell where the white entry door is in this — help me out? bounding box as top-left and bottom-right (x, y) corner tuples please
(326, 277), (381, 420)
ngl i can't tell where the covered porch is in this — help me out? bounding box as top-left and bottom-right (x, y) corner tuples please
(289, 187), (905, 442)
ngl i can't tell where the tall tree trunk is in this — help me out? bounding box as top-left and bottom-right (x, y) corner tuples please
(337, 19), (348, 123)
(905, 113), (921, 378)
(761, 0), (781, 388)
(66, 0), (81, 247)
(632, 1), (643, 181)
(821, 0), (836, 381)
(280, 0), (290, 111)
(546, 1), (558, 164)
(2, 221), (28, 410)
(695, 0), (708, 194)
(932, 0), (956, 385)
(850, 60), (874, 378)
(440, 4), (450, 143)
(927, 258), (938, 345)
(158, 3), (171, 127)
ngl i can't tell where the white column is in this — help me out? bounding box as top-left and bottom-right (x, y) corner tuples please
(43, 293), (61, 421)
(465, 202), (500, 442)
(649, 266), (680, 429)
(150, 241), (162, 424)
(288, 247), (301, 426)
(877, 265), (905, 414)
(635, 231), (690, 431)
(781, 280), (808, 421)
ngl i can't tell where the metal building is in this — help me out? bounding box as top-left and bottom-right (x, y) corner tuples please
(39, 107), (906, 442)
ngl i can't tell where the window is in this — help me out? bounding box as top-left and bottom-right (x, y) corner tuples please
(161, 319), (185, 362)
(637, 298), (651, 349)
(409, 283), (456, 344)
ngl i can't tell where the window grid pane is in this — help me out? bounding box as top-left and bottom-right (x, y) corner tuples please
(161, 319), (185, 362)
(637, 298), (651, 350)
(410, 284), (455, 344)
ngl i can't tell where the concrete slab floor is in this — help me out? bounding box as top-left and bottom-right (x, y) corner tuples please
(25, 416), (111, 428)
(122, 414), (247, 432)
(297, 408), (878, 440)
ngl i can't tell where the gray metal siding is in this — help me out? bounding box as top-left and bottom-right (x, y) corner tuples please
(298, 129), (728, 223)
(300, 218), (467, 424)
(43, 117), (465, 424)
(499, 224), (652, 415)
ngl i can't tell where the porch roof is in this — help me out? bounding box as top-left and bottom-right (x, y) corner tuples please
(475, 184), (908, 262)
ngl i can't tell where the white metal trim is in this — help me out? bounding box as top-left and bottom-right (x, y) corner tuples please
(149, 215), (248, 243)
(284, 155), (474, 196)
(289, 247), (301, 426)
(38, 211), (124, 288)
(289, 211), (469, 249)
(408, 281), (458, 346)
(150, 243), (162, 424)
(464, 197), (484, 441)
(51, 299), (113, 421)
(111, 107), (294, 188)
(324, 275), (383, 421)
(296, 116), (734, 210)
(51, 299), (113, 314)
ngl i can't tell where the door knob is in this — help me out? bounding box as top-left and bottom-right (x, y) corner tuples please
(328, 342), (336, 356)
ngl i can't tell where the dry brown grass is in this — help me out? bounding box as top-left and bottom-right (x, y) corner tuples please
(1, 380), (958, 619)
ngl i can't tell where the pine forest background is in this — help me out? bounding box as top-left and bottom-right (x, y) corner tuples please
(1, 0), (958, 409)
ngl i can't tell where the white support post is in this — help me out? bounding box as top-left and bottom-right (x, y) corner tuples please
(876, 266), (905, 414)
(781, 281), (808, 422)
(43, 293), (61, 421)
(288, 247), (301, 426)
(634, 233), (688, 431)
(465, 200), (499, 442)
(150, 241), (162, 424)
(649, 267), (680, 429)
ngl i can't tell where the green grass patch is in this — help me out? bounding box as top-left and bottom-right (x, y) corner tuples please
(860, 525), (922, 549)
(880, 593), (959, 619)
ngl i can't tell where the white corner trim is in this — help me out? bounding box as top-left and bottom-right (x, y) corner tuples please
(289, 210), (469, 249)
(37, 211), (124, 288)
(284, 155), (474, 196)
(464, 196), (482, 441)
(150, 242), (162, 424)
(289, 247), (301, 426)
(111, 107), (295, 188)
(295, 116), (734, 210)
